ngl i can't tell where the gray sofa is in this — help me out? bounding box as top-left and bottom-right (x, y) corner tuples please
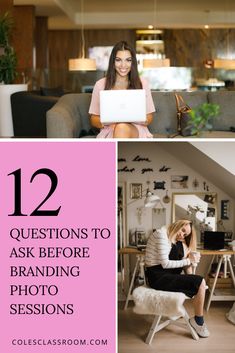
(46, 90), (235, 138)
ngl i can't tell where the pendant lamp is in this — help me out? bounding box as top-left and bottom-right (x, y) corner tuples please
(68, 0), (96, 71)
(213, 59), (235, 70)
(143, 58), (170, 68)
(143, 0), (170, 69)
(210, 29), (235, 69)
(204, 7), (235, 70)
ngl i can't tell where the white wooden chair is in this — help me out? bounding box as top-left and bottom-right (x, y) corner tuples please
(133, 286), (199, 344)
(125, 255), (200, 343)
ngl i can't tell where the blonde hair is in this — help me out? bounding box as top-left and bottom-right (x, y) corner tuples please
(167, 219), (197, 251)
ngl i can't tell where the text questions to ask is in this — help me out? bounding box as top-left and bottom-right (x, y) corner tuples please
(6, 168), (112, 316)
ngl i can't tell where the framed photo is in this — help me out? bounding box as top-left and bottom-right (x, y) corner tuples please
(136, 230), (147, 247)
(207, 207), (215, 217)
(129, 228), (146, 247)
(130, 183), (142, 199)
(171, 175), (189, 189)
(204, 194), (216, 205)
(221, 200), (230, 220)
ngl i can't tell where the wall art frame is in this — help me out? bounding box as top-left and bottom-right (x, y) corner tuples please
(171, 175), (189, 189)
(221, 199), (230, 220)
(130, 183), (142, 199)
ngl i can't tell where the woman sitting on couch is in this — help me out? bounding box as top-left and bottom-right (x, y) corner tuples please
(89, 41), (155, 138)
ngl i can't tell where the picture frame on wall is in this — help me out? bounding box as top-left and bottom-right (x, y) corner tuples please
(136, 229), (147, 247)
(171, 175), (189, 189)
(221, 200), (230, 220)
(207, 207), (216, 217)
(129, 228), (146, 247)
(130, 183), (142, 199)
(204, 194), (216, 204)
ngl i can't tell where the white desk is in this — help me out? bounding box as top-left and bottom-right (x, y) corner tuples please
(119, 247), (235, 311)
(118, 247), (145, 309)
(200, 249), (235, 311)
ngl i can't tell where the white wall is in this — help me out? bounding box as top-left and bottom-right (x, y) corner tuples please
(191, 141), (235, 176)
(118, 142), (234, 248)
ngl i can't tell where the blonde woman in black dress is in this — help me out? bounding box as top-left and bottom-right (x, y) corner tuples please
(145, 220), (209, 338)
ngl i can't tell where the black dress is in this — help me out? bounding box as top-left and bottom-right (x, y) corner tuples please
(146, 241), (203, 298)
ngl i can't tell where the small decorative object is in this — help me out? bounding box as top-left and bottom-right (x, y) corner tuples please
(133, 155), (151, 162)
(224, 231), (233, 243)
(203, 182), (209, 191)
(118, 166), (135, 173)
(174, 93), (192, 136)
(153, 181), (166, 190)
(159, 165), (171, 172)
(118, 186), (123, 212)
(221, 200), (230, 220)
(186, 103), (220, 136)
(187, 205), (204, 218)
(141, 168), (153, 174)
(207, 207), (215, 217)
(192, 178), (199, 188)
(171, 175), (188, 189)
(136, 207), (146, 225)
(217, 219), (226, 232)
(130, 183), (142, 199)
(204, 194), (215, 204)
(163, 190), (171, 203)
(118, 158), (126, 162)
(129, 229), (137, 246)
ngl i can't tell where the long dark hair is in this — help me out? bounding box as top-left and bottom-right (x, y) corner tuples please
(104, 41), (142, 90)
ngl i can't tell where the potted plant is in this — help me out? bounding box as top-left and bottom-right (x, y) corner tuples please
(186, 103), (220, 136)
(0, 12), (27, 137)
(0, 12), (17, 84)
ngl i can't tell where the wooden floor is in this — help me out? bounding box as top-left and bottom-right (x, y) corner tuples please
(118, 301), (235, 353)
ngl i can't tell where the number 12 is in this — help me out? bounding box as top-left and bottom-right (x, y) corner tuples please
(8, 168), (61, 216)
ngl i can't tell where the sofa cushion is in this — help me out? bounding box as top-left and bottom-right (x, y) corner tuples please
(208, 91), (235, 131)
(150, 92), (178, 134)
(150, 91), (208, 135)
(47, 93), (99, 138)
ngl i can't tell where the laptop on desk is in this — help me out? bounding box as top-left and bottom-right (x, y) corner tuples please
(203, 231), (225, 250)
(100, 89), (146, 124)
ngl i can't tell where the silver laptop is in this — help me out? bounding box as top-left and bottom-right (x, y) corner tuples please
(100, 89), (146, 124)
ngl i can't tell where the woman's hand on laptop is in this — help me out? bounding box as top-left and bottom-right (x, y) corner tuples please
(90, 114), (103, 129)
(146, 113), (153, 125)
(140, 113), (153, 126)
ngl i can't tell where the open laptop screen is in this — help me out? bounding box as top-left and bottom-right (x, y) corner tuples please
(203, 231), (225, 250)
(100, 89), (146, 124)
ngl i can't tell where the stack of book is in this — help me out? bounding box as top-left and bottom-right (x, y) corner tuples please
(207, 276), (233, 289)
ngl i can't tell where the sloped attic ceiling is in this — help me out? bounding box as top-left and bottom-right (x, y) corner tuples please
(161, 142), (235, 199)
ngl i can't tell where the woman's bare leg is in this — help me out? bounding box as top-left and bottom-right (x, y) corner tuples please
(192, 279), (206, 316)
(113, 123), (139, 138)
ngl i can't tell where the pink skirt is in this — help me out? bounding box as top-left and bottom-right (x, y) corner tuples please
(96, 124), (153, 138)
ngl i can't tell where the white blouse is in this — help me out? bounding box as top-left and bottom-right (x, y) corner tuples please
(145, 227), (191, 268)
